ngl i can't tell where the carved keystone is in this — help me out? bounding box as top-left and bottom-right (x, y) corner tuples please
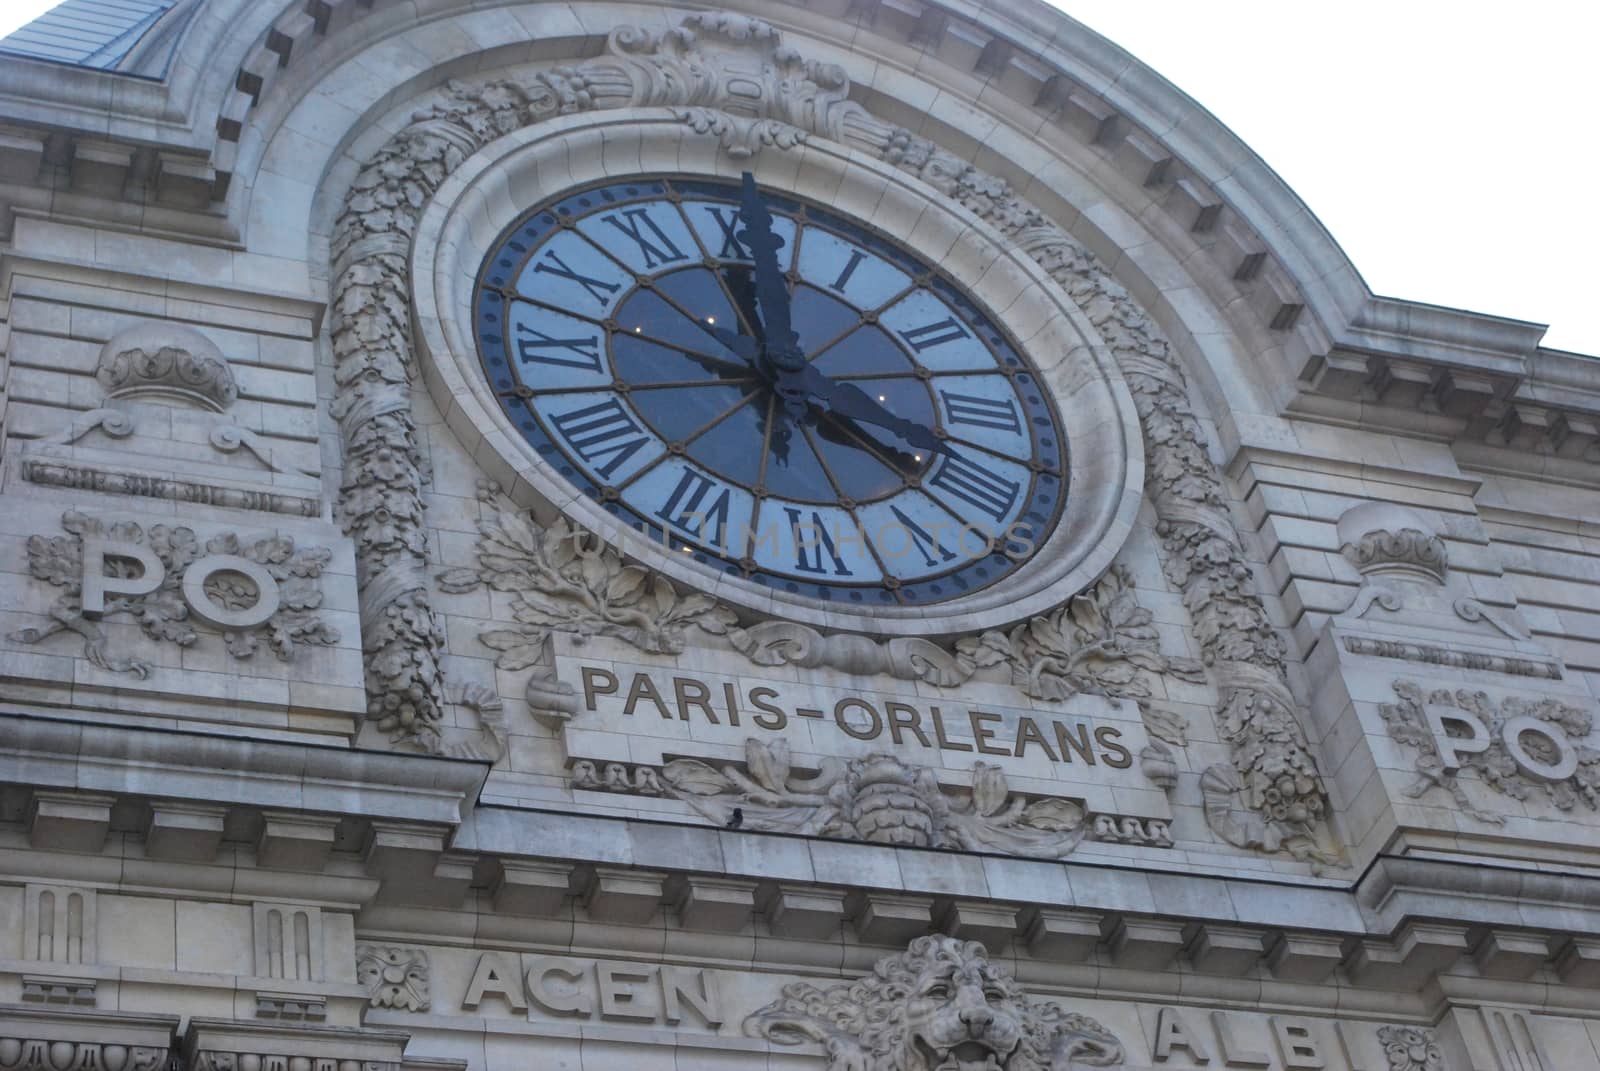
(848, 891), (933, 946)
(1104, 917), (1186, 970)
(27, 791), (113, 854)
(1184, 923), (1265, 976)
(144, 801), (226, 862)
(761, 884), (847, 940)
(1021, 908), (1102, 962)
(939, 900), (1018, 952)
(668, 875), (757, 932)
(1264, 932), (1345, 983)
(581, 867), (665, 925)
(1344, 923), (1468, 989)
(1472, 929), (1552, 981)
(491, 861), (574, 917)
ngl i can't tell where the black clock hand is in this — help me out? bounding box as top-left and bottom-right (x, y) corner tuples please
(777, 363), (949, 456)
(737, 172), (803, 369)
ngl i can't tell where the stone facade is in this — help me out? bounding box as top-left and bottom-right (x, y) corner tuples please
(1, 1), (1598, 1069)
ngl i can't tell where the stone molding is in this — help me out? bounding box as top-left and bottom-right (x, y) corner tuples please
(0, 1005), (178, 1071)
(745, 934), (1125, 1069)
(334, 10), (1329, 862)
(182, 1019), (410, 1070)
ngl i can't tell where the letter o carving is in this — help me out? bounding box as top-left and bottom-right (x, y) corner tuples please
(181, 554), (281, 629)
(1500, 715), (1579, 783)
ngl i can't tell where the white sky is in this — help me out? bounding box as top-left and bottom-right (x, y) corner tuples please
(2, 0), (1595, 355)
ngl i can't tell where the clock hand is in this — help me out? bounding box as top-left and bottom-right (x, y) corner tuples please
(737, 172), (804, 370)
(777, 363), (950, 456)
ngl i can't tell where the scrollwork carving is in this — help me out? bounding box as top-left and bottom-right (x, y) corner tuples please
(663, 739), (1089, 858)
(745, 934), (1125, 1069)
(356, 944), (430, 1012)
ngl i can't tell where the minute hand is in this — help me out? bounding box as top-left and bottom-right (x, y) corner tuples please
(737, 172), (801, 362)
(779, 364), (949, 455)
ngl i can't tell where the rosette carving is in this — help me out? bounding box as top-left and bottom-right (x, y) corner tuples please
(356, 944), (430, 1011)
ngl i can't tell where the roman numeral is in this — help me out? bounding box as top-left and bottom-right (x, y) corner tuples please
(531, 250), (622, 305)
(940, 390), (1022, 434)
(703, 206), (749, 259)
(830, 250), (866, 292)
(656, 468), (733, 549)
(926, 453), (1020, 523)
(602, 208), (689, 269)
(515, 323), (603, 372)
(888, 504), (959, 569)
(549, 399), (649, 480)
(898, 316), (970, 353)
(783, 508), (856, 577)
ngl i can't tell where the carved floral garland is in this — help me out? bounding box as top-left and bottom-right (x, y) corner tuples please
(334, 12), (1332, 858)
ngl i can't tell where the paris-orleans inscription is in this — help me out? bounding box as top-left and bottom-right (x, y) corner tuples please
(577, 665), (1135, 769)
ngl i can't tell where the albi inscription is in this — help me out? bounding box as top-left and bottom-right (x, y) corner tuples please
(579, 665), (1134, 768)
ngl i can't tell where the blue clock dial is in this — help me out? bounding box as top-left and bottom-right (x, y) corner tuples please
(473, 175), (1067, 605)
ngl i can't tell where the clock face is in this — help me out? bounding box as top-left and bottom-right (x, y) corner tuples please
(472, 176), (1067, 606)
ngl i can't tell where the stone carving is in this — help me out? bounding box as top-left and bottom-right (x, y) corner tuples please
(877, 130), (1330, 863)
(731, 621), (967, 687)
(1380, 681), (1599, 822)
(572, 760), (664, 795)
(0, 1042), (167, 1071)
(955, 565), (1204, 702)
(746, 934), (1125, 1069)
(338, 10), (1321, 859)
(1342, 526), (1449, 585)
(1336, 502), (1532, 642)
(663, 740), (1089, 857)
(192, 1055), (395, 1071)
(1376, 1025), (1443, 1071)
(356, 944), (431, 1012)
(437, 486), (738, 669)
(94, 322), (238, 411)
(8, 510), (339, 677)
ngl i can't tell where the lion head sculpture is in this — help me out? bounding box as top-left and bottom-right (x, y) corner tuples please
(745, 935), (1124, 1070)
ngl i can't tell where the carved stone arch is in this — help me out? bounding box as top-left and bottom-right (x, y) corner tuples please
(328, 11), (1335, 862)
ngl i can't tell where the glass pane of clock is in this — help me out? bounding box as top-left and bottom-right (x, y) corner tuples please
(474, 175), (1068, 604)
